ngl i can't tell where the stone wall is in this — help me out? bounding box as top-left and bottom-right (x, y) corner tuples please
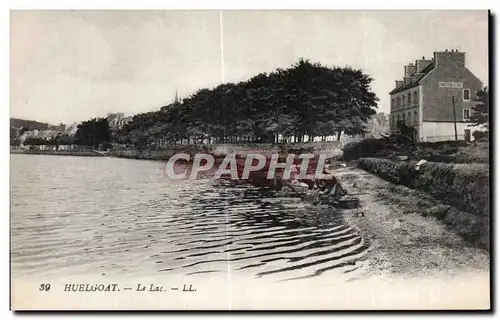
(111, 142), (344, 161)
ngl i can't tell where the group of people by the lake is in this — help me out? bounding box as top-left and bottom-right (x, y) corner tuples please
(281, 159), (349, 205)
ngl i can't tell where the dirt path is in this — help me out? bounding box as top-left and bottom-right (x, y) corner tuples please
(332, 166), (490, 279)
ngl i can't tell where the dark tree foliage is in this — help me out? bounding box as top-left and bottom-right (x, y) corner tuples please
(58, 134), (74, 145)
(24, 137), (48, 146)
(472, 130), (489, 141)
(469, 87), (489, 128)
(116, 58), (379, 147)
(395, 121), (417, 143)
(74, 118), (111, 148)
(10, 127), (20, 146)
(10, 136), (20, 146)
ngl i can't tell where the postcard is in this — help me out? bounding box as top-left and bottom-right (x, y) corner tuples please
(10, 9), (490, 311)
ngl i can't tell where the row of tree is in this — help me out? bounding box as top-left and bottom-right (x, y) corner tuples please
(11, 118), (112, 149)
(115, 58), (379, 148)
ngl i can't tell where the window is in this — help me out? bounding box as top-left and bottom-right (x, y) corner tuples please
(402, 95), (405, 106)
(463, 89), (470, 101)
(464, 109), (471, 120)
(391, 98), (395, 108)
(413, 91), (418, 105)
(407, 112), (412, 124)
(414, 111), (418, 124)
(397, 97), (401, 108)
(402, 114), (406, 122)
(392, 116), (395, 127)
(408, 94), (411, 105)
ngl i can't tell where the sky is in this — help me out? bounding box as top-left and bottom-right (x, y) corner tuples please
(10, 10), (489, 125)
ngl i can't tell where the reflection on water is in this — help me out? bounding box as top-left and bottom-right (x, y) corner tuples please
(11, 154), (370, 282)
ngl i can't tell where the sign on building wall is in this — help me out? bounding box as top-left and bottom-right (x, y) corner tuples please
(438, 82), (463, 88)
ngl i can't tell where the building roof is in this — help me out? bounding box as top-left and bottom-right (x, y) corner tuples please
(389, 62), (435, 95)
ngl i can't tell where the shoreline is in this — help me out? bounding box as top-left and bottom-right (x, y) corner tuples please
(11, 141), (345, 161)
(109, 143), (343, 161)
(333, 166), (489, 279)
(10, 150), (105, 157)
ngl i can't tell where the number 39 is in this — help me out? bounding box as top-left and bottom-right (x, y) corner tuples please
(39, 284), (51, 291)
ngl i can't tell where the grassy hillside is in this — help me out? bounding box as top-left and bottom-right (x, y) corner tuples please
(10, 118), (50, 130)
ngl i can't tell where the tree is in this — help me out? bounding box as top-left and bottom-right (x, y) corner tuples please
(10, 136), (20, 146)
(394, 121), (417, 143)
(24, 137), (48, 146)
(469, 87), (489, 128)
(74, 118), (111, 148)
(113, 58), (379, 147)
(58, 134), (74, 146)
(10, 127), (20, 146)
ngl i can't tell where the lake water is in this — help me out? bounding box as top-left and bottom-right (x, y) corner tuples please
(11, 154), (370, 283)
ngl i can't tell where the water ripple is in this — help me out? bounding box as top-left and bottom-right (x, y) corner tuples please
(11, 154), (370, 282)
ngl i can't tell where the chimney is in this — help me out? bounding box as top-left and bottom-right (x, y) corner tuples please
(433, 50), (465, 69)
(404, 63), (417, 78)
(403, 63), (417, 85)
(415, 57), (433, 73)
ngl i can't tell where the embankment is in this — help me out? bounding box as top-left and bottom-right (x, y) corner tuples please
(110, 146), (207, 161)
(10, 149), (105, 157)
(333, 166), (490, 279)
(357, 157), (490, 250)
(110, 142), (343, 161)
(342, 138), (489, 164)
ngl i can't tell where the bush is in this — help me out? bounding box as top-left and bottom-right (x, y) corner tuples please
(358, 157), (490, 217)
(345, 137), (488, 164)
(392, 121), (417, 143)
(472, 130), (489, 141)
(342, 138), (389, 161)
(417, 140), (468, 149)
(357, 157), (402, 183)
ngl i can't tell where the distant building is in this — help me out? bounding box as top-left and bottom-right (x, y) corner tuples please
(174, 90), (179, 104)
(389, 49), (485, 142)
(119, 116), (133, 128)
(161, 90), (181, 113)
(106, 113), (132, 130)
